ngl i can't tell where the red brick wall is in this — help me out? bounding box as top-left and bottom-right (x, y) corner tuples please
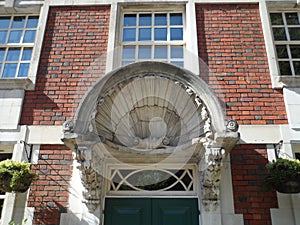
(21, 6), (110, 125)
(196, 3), (287, 125)
(231, 145), (278, 225)
(29, 145), (73, 225)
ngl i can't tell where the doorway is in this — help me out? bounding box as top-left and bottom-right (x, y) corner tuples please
(104, 198), (199, 225)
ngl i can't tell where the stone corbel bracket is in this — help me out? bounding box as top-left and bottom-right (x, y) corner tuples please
(75, 144), (104, 212)
(199, 120), (239, 212)
(62, 121), (105, 211)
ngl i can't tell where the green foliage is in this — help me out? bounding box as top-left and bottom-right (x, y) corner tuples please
(265, 158), (300, 190)
(9, 218), (27, 225)
(0, 160), (38, 192)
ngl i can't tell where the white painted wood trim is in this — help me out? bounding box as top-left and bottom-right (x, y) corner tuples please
(185, 0), (200, 75)
(105, 3), (117, 73)
(28, 0), (49, 89)
(259, 0), (282, 88)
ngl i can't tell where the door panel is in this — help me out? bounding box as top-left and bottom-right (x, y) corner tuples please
(104, 198), (199, 225)
(152, 199), (198, 225)
(104, 198), (151, 225)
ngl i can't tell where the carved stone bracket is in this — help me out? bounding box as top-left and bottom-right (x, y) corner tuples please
(200, 146), (226, 212)
(76, 145), (104, 212)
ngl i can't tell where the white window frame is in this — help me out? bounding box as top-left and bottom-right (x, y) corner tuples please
(270, 11), (300, 76)
(0, 2), (48, 90)
(116, 5), (186, 68)
(0, 15), (39, 79)
(262, 1), (300, 88)
(292, 141), (300, 159)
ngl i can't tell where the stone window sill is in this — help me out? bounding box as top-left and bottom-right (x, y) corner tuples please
(0, 78), (34, 90)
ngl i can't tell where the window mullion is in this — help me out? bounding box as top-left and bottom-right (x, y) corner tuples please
(135, 44), (138, 63)
(282, 13), (291, 42)
(1, 48), (8, 78)
(15, 47), (24, 78)
(286, 44), (295, 76)
(167, 44), (170, 63)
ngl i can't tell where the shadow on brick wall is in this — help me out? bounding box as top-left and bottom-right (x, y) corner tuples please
(230, 144), (278, 225)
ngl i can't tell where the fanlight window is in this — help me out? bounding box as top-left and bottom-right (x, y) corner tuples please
(108, 167), (195, 192)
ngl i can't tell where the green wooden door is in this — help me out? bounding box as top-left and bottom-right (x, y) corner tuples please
(104, 198), (199, 225)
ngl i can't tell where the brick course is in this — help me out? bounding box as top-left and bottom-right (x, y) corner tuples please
(196, 3), (288, 125)
(21, 6), (110, 126)
(29, 145), (73, 225)
(231, 145), (278, 225)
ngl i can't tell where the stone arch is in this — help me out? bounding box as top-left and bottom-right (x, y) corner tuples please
(73, 61), (226, 137)
(61, 62), (239, 218)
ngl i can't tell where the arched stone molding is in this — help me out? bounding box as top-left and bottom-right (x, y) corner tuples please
(70, 62), (226, 138)
(61, 62), (239, 218)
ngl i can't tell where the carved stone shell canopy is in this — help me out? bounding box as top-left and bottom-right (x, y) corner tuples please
(73, 62), (226, 151)
(95, 75), (211, 149)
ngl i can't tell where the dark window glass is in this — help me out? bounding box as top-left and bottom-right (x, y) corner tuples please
(8, 30), (22, 43)
(270, 13), (283, 25)
(0, 49), (5, 61)
(0, 31), (7, 44)
(279, 61), (292, 75)
(121, 61), (134, 66)
(26, 16), (39, 28)
(0, 17), (10, 29)
(122, 46), (135, 59)
(154, 28), (167, 40)
(3, 63), (17, 78)
(11, 16), (25, 28)
(22, 48), (32, 61)
(289, 28), (300, 40)
(139, 14), (151, 26)
(285, 13), (299, 25)
(123, 28), (136, 42)
(139, 28), (151, 41)
(6, 48), (20, 61)
(0, 154), (12, 161)
(293, 61), (300, 75)
(138, 46), (151, 59)
(170, 28), (183, 40)
(290, 45), (300, 58)
(171, 46), (183, 58)
(273, 28), (287, 41)
(154, 46), (167, 59)
(23, 30), (36, 43)
(155, 14), (167, 26)
(170, 13), (183, 25)
(124, 14), (136, 26)
(171, 61), (184, 67)
(276, 45), (289, 58)
(18, 63), (29, 77)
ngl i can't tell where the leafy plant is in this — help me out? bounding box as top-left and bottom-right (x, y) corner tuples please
(0, 160), (38, 192)
(9, 218), (28, 225)
(265, 158), (300, 193)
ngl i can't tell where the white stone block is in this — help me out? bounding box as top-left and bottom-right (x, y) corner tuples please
(284, 88), (300, 129)
(271, 208), (295, 225)
(0, 90), (24, 130)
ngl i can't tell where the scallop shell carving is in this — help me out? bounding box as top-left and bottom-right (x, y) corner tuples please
(95, 75), (212, 150)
